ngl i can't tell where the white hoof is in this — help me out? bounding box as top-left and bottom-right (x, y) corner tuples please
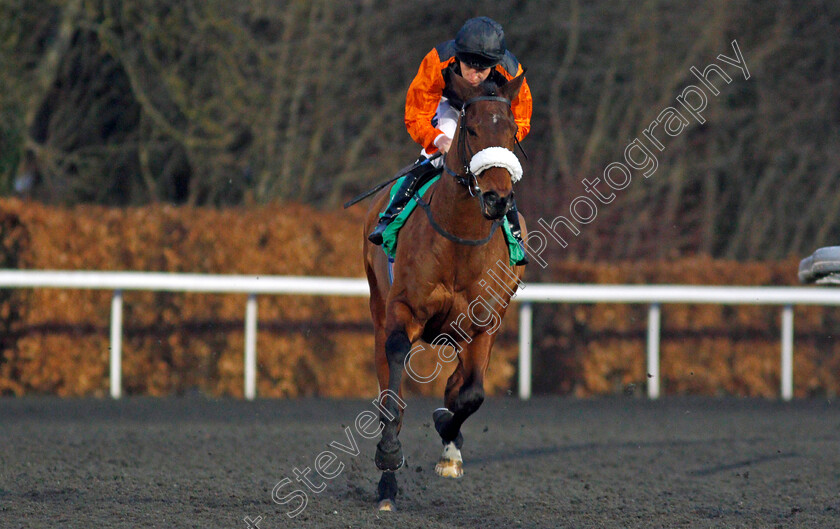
(377, 499), (395, 511)
(435, 441), (463, 478)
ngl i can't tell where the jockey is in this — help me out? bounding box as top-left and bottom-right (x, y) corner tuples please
(368, 16), (533, 265)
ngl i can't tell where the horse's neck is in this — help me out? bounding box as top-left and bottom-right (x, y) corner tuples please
(432, 171), (493, 241)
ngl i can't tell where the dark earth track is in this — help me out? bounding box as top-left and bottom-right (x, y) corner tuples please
(1, 396), (839, 528)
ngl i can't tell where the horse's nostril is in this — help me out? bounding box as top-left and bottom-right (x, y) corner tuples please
(479, 191), (513, 220)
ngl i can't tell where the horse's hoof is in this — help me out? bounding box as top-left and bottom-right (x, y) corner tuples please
(377, 499), (396, 511)
(435, 440), (463, 478)
(435, 458), (463, 478)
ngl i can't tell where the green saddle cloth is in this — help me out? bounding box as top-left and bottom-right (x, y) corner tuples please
(380, 175), (525, 266)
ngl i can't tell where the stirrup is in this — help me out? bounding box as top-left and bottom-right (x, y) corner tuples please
(368, 219), (391, 245)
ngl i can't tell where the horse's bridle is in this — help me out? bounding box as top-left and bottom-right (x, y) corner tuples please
(442, 94), (528, 196)
(443, 95), (512, 196)
(413, 94), (524, 246)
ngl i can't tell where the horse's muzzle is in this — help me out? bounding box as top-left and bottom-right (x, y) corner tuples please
(479, 191), (513, 220)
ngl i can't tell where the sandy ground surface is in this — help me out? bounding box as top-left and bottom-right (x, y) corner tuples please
(1, 396), (839, 528)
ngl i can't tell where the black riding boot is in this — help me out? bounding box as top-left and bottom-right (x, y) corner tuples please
(368, 158), (441, 245)
(506, 201), (530, 266)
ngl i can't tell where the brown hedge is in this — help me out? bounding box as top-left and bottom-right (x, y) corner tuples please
(0, 198), (836, 398)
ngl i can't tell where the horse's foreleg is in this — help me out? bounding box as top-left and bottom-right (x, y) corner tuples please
(436, 378), (484, 445)
(433, 334), (494, 478)
(437, 336), (490, 443)
(433, 381), (483, 479)
(375, 328), (410, 472)
(374, 302), (422, 510)
(374, 328), (410, 511)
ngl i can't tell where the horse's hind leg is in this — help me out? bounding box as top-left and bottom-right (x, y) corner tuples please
(433, 335), (492, 478)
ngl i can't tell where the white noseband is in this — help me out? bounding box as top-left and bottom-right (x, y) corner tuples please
(469, 147), (523, 184)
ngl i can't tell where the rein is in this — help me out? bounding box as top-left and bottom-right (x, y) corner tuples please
(415, 193), (504, 246)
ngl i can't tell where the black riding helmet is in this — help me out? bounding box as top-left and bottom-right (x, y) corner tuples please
(453, 17), (506, 70)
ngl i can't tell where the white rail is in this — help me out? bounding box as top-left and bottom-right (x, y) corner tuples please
(514, 285), (840, 401)
(0, 270), (836, 401)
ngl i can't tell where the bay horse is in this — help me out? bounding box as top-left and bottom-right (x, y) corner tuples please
(363, 70), (528, 511)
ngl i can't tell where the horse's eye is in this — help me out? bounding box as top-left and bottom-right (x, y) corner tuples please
(466, 127), (477, 137)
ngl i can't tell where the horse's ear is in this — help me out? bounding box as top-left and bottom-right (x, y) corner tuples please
(500, 68), (527, 101)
